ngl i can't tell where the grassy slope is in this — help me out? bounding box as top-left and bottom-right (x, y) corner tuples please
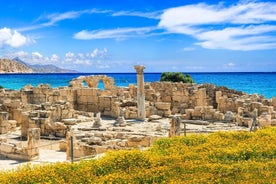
(0, 128), (276, 183)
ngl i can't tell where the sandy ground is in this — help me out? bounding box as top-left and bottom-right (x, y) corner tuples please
(0, 149), (67, 171)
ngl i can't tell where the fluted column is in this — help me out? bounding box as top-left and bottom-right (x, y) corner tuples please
(134, 65), (146, 120)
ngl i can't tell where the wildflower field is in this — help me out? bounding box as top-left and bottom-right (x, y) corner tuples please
(0, 128), (276, 183)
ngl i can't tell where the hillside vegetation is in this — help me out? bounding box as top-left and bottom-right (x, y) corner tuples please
(160, 72), (194, 83)
(0, 128), (276, 183)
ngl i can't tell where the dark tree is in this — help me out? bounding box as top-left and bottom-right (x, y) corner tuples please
(160, 72), (194, 83)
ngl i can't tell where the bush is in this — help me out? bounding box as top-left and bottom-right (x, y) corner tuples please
(160, 72), (194, 83)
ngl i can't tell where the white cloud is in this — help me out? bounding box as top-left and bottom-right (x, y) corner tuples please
(159, 1), (276, 50)
(3, 48), (109, 69)
(65, 52), (74, 58)
(62, 49), (110, 69)
(159, 2), (276, 26)
(18, 9), (110, 32)
(74, 27), (155, 40)
(90, 48), (108, 58)
(0, 27), (32, 48)
(50, 54), (59, 62)
(183, 47), (195, 51)
(226, 62), (235, 67)
(32, 52), (43, 59)
(112, 10), (161, 19)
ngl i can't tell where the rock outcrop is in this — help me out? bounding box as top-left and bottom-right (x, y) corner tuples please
(0, 58), (32, 73)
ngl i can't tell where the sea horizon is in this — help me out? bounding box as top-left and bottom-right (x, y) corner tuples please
(0, 72), (275, 99)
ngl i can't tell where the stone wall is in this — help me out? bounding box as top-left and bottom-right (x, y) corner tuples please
(1, 75), (276, 140)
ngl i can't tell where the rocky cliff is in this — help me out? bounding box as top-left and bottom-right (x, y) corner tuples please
(0, 58), (32, 73)
(0, 58), (78, 73)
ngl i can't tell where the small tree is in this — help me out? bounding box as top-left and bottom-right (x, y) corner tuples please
(160, 72), (194, 83)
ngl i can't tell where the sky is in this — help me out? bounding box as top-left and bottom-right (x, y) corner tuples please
(0, 0), (276, 72)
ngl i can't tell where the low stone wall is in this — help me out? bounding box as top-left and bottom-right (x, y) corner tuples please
(0, 128), (40, 161)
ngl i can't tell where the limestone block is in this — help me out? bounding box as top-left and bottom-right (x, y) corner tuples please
(172, 107), (180, 114)
(8, 120), (17, 131)
(236, 116), (243, 126)
(271, 111), (276, 119)
(87, 137), (102, 145)
(128, 112), (138, 119)
(162, 96), (172, 102)
(0, 112), (8, 122)
(117, 140), (128, 147)
(185, 109), (194, 119)
(242, 117), (253, 127)
(260, 106), (272, 114)
(271, 119), (276, 126)
(148, 115), (162, 121)
(0, 121), (9, 134)
(127, 136), (151, 147)
(93, 145), (107, 154)
(251, 102), (263, 111)
(192, 106), (203, 118)
(155, 102), (171, 110)
(87, 104), (98, 112)
(0, 143), (15, 153)
(103, 133), (114, 139)
(272, 97), (276, 109)
(163, 110), (171, 117)
(59, 141), (67, 151)
(224, 111), (234, 122)
(216, 91), (222, 103)
(26, 128), (40, 158)
(259, 114), (271, 127)
(172, 95), (183, 102)
(77, 104), (87, 111)
(214, 111), (224, 121)
(79, 96), (88, 103)
(115, 133), (126, 139)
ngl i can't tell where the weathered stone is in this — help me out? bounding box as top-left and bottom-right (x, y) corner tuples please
(134, 65), (146, 120)
(155, 102), (171, 110)
(259, 114), (271, 127)
(148, 115), (162, 121)
(87, 137), (102, 145)
(224, 111), (234, 122)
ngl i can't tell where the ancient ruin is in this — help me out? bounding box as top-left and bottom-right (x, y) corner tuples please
(0, 65), (276, 161)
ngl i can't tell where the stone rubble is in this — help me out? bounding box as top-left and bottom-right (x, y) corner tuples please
(0, 66), (275, 161)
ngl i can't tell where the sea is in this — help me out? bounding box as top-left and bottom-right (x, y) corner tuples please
(0, 72), (275, 99)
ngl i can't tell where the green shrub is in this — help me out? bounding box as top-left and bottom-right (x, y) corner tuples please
(160, 72), (194, 83)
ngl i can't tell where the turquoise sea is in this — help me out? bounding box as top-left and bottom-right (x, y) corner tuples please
(0, 72), (275, 98)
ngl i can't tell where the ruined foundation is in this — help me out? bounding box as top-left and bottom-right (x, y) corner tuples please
(1, 67), (276, 161)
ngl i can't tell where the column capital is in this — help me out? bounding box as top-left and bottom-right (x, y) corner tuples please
(134, 65), (145, 74)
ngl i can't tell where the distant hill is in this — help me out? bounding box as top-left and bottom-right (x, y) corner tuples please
(12, 57), (78, 73)
(0, 58), (33, 73)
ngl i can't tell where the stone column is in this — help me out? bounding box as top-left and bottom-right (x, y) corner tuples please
(0, 112), (9, 134)
(134, 65), (146, 120)
(26, 128), (40, 160)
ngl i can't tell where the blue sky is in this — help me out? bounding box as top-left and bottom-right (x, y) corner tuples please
(0, 0), (275, 72)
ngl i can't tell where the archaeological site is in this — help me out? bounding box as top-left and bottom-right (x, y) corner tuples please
(0, 65), (276, 162)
